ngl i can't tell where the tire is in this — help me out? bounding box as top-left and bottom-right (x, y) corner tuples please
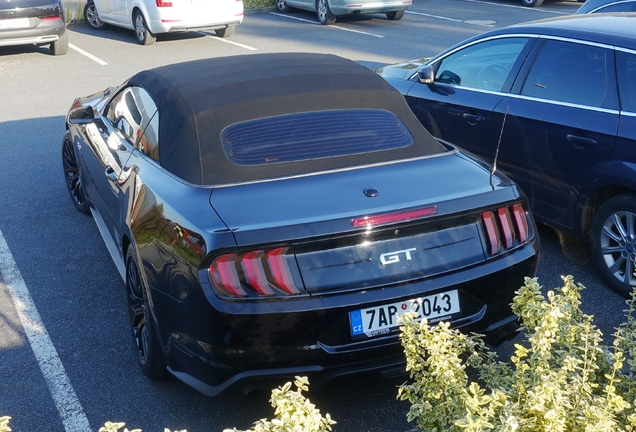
(50, 30), (68, 56)
(317, 0), (335, 25)
(133, 10), (155, 45)
(386, 10), (404, 20)
(62, 131), (90, 214)
(275, 0), (290, 12)
(84, 1), (107, 30)
(521, 0), (544, 6)
(215, 25), (235, 38)
(590, 193), (636, 297)
(125, 247), (168, 380)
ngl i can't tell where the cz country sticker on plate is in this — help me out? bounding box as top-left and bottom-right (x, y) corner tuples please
(349, 290), (460, 339)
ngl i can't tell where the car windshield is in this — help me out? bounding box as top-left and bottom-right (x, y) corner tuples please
(222, 110), (414, 166)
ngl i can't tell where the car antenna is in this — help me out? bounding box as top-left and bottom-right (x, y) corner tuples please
(490, 105), (509, 188)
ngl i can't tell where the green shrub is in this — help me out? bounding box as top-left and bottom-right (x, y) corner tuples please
(224, 376), (336, 432)
(6, 276), (636, 431)
(243, 0), (275, 10)
(398, 276), (636, 431)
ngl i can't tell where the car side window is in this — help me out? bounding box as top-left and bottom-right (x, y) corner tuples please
(433, 37), (530, 92)
(616, 50), (636, 113)
(521, 40), (613, 108)
(104, 86), (160, 162)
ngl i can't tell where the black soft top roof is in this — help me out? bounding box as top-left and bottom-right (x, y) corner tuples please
(128, 52), (445, 185)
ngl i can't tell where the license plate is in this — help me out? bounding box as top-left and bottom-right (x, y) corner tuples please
(0, 18), (29, 29)
(349, 290), (460, 338)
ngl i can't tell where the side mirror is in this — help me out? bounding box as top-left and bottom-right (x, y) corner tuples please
(417, 65), (435, 84)
(67, 106), (95, 125)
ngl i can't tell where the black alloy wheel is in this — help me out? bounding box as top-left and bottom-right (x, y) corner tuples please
(317, 0), (335, 25)
(62, 131), (89, 214)
(386, 10), (404, 20)
(591, 194), (636, 297)
(215, 25), (235, 37)
(275, 0), (290, 12)
(125, 247), (167, 380)
(84, 1), (107, 30)
(50, 31), (68, 55)
(133, 10), (156, 45)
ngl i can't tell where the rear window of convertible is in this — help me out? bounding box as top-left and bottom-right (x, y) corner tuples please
(222, 110), (414, 166)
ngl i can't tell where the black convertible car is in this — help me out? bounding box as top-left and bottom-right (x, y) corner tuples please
(62, 53), (539, 396)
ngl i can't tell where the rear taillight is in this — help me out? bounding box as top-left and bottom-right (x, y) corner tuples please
(481, 203), (530, 256)
(209, 247), (301, 298)
(156, 0), (173, 7)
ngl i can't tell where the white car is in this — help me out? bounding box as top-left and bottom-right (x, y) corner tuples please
(83, 0), (243, 45)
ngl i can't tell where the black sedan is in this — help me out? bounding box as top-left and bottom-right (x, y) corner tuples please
(62, 53), (538, 396)
(378, 14), (636, 297)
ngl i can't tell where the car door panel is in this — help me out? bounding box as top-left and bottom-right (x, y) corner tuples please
(405, 36), (535, 163)
(494, 39), (620, 229)
(406, 86), (503, 162)
(492, 97), (618, 229)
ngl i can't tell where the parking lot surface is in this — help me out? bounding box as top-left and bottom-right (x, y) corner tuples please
(0, 1), (627, 431)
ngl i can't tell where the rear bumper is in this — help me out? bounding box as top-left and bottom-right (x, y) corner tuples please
(148, 18), (243, 34)
(156, 237), (538, 396)
(329, 0), (411, 15)
(0, 19), (65, 47)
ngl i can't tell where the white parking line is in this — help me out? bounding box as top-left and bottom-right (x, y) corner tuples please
(405, 10), (494, 26)
(462, 0), (572, 14)
(270, 12), (385, 38)
(69, 43), (108, 66)
(0, 230), (91, 432)
(203, 34), (258, 50)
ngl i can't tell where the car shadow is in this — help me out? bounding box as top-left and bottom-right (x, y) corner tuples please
(70, 22), (209, 45)
(0, 44), (54, 57)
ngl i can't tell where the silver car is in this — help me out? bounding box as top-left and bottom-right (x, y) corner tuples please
(83, 0), (243, 45)
(275, 0), (410, 25)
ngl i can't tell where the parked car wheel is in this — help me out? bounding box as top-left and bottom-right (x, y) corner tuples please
(386, 10), (404, 20)
(50, 30), (68, 56)
(133, 10), (156, 45)
(62, 131), (89, 214)
(126, 247), (167, 380)
(84, 1), (107, 30)
(317, 0), (336, 25)
(215, 25), (235, 38)
(521, 0), (544, 6)
(590, 194), (636, 297)
(275, 0), (290, 12)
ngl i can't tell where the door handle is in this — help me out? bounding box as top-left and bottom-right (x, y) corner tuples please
(566, 134), (597, 149)
(105, 167), (118, 182)
(463, 113), (485, 124)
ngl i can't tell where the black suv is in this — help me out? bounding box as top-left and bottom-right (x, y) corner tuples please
(0, 0), (68, 55)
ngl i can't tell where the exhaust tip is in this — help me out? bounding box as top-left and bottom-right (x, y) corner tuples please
(241, 381), (270, 400)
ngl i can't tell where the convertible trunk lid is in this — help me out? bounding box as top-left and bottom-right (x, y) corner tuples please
(210, 152), (521, 294)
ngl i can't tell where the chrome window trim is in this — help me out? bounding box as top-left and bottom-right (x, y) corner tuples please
(537, 34), (615, 50)
(424, 82), (508, 98)
(589, 0), (635, 13)
(616, 46), (636, 55)
(621, 111), (636, 117)
(507, 93), (619, 114)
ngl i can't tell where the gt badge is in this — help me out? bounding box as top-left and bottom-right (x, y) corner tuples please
(379, 248), (416, 265)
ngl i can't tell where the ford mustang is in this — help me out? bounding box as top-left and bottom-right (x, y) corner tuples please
(62, 53), (539, 396)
